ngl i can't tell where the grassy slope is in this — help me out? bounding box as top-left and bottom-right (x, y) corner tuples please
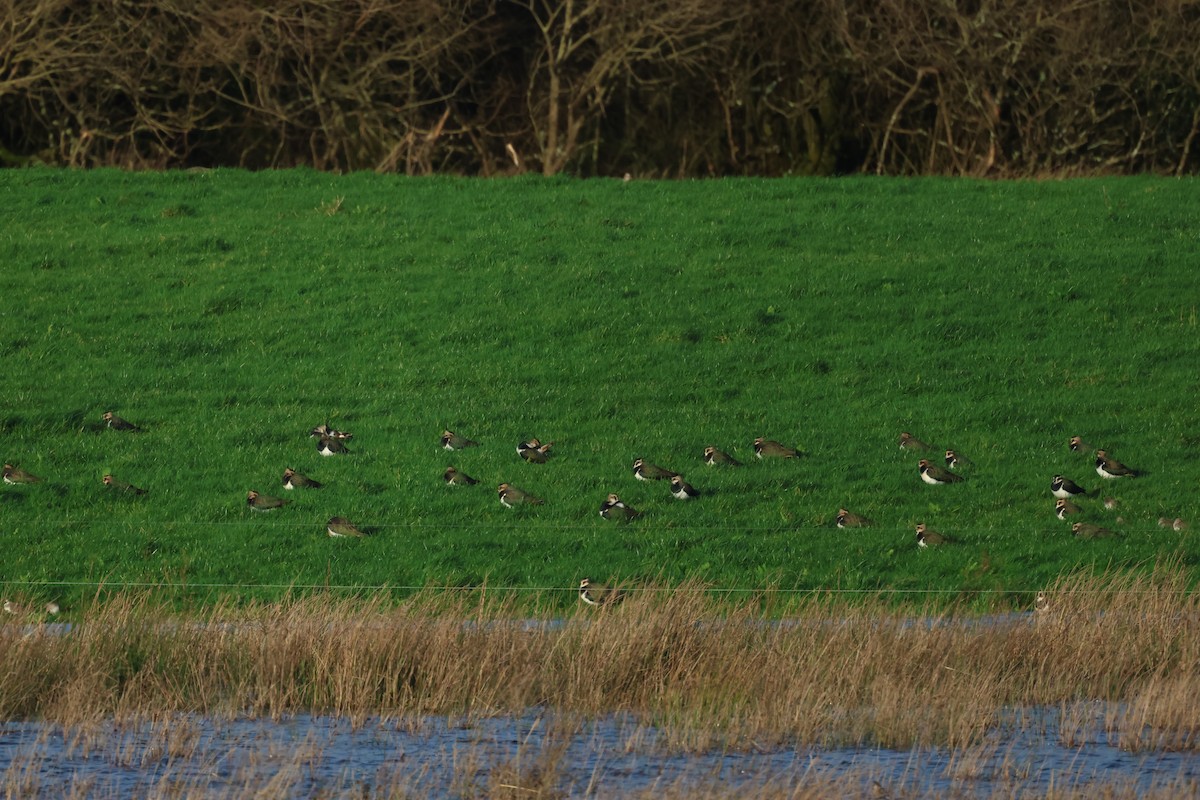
(1, 169), (1198, 611)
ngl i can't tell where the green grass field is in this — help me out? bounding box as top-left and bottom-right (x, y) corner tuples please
(2, 169), (1198, 612)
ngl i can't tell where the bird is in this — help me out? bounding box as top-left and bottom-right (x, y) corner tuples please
(898, 432), (930, 450)
(311, 423), (353, 440)
(944, 449), (971, 470)
(754, 438), (799, 459)
(915, 522), (953, 547)
(1035, 591), (1049, 612)
(670, 475), (699, 500)
(578, 578), (622, 607)
(443, 466), (479, 486)
(1072, 521), (1117, 539)
(1069, 436), (1094, 453)
(1055, 498), (1082, 519)
(599, 493), (639, 521)
(836, 508), (874, 528)
(1103, 496), (1119, 511)
(498, 483), (544, 507)
(282, 468), (323, 490)
(45, 601), (60, 616)
(102, 411), (142, 431)
(517, 438), (553, 463)
(326, 516), (366, 538)
(2, 464), (41, 484)
(316, 436), (349, 456)
(2, 600), (16, 615)
(918, 459), (963, 484)
(247, 490), (289, 511)
(1095, 449), (1139, 479)
(703, 446), (741, 466)
(441, 430), (478, 450)
(1051, 476), (1090, 499)
(1175, 518), (1189, 532)
(103, 474), (147, 495)
(1158, 516), (1173, 528)
(632, 459), (678, 481)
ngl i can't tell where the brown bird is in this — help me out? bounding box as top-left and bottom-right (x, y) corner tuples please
(1069, 436), (1094, 453)
(517, 438), (553, 463)
(836, 508), (874, 528)
(1055, 498), (1082, 519)
(444, 465), (479, 486)
(102, 411), (142, 432)
(498, 483), (544, 507)
(898, 432), (931, 450)
(282, 468), (323, 490)
(918, 459), (963, 484)
(440, 430), (478, 450)
(103, 474), (147, 495)
(632, 458), (678, 481)
(599, 493), (640, 521)
(915, 522), (953, 547)
(1094, 449), (1139, 479)
(3, 463), (42, 484)
(247, 490), (289, 511)
(1072, 521), (1118, 539)
(703, 446), (741, 466)
(754, 438), (799, 459)
(579, 578), (623, 607)
(326, 516), (367, 538)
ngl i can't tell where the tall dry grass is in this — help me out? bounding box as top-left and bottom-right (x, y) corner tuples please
(1, 566), (1198, 752)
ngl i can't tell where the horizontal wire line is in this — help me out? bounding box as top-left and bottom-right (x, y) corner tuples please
(0, 579), (1115, 594)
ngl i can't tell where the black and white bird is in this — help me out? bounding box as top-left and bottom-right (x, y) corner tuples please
(632, 459), (678, 481)
(498, 483), (544, 507)
(326, 516), (366, 538)
(1094, 449), (1139, 479)
(754, 438), (799, 459)
(441, 430), (478, 450)
(1072, 521), (1117, 539)
(1054, 498), (1082, 519)
(443, 466), (479, 486)
(283, 468), (323, 490)
(103, 474), (147, 495)
(599, 493), (639, 521)
(836, 508), (874, 528)
(703, 446), (741, 466)
(670, 475), (699, 500)
(1051, 475), (1090, 499)
(944, 449), (971, 470)
(102, 411), (142, 432)
(918, 459), (963, 485)
(898, 432), (931, 451)
(579, 578), (622, 607)
(247, 490), (288, 511)
(915, 523), (952, 547)
(316, 436), (350, 456)
(517, 438), (553, 463)
(2, 464), (41, 484)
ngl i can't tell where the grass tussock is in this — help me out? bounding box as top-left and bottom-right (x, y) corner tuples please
(2, 566), (1199, 754)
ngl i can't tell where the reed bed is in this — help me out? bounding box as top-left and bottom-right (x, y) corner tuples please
(2, 566), (1198, 753)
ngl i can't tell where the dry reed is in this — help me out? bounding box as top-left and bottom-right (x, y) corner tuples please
(2, 565), (1198, 753)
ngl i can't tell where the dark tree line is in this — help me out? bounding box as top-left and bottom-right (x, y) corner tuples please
(2, 0), (1198, 176)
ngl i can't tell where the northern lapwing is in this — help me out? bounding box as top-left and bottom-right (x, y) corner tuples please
(632, 459), (678, 481)
(1072, 521), (1117, 539)
(45, 601), (60, 616)
(103, 474), (147, 495)
(915, 523), (952, 547)
(599, 493), (639, 521)
(441, 430), (478, 450)
(498, 483), (544, 507)
(247, 490), (288, 511)
(1095, 449), (1139, 479)
(1051, 476), (1090, 499)
(944, 449), (971, 470)
(311, 423), (353, 440)
(102, 411), (142, 432)
(703, 446), (741, 466)
(326, 516), (366, 538)
(754, 438), (799, 459)
(444, 466), (479, 486)
(2, 464), (41, 484)
(579, 578), (622, 607)
(670, 475), (699, 500)
(918, 459), (962, 484)
(517, 438), (553, 463)
(1175, 518), (1189, 532)
(898, 432), (930, 450)
(836, 508), (874, 528)
(1035, 592), (1049, 612)
(1055, 498), (1082, 519)
(1069, 436), (1093, 453)
(282, 467), (323, 490)
(316, 436), (349, 456)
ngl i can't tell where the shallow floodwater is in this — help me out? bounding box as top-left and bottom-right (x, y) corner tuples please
(2, 704), (1198, 798)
